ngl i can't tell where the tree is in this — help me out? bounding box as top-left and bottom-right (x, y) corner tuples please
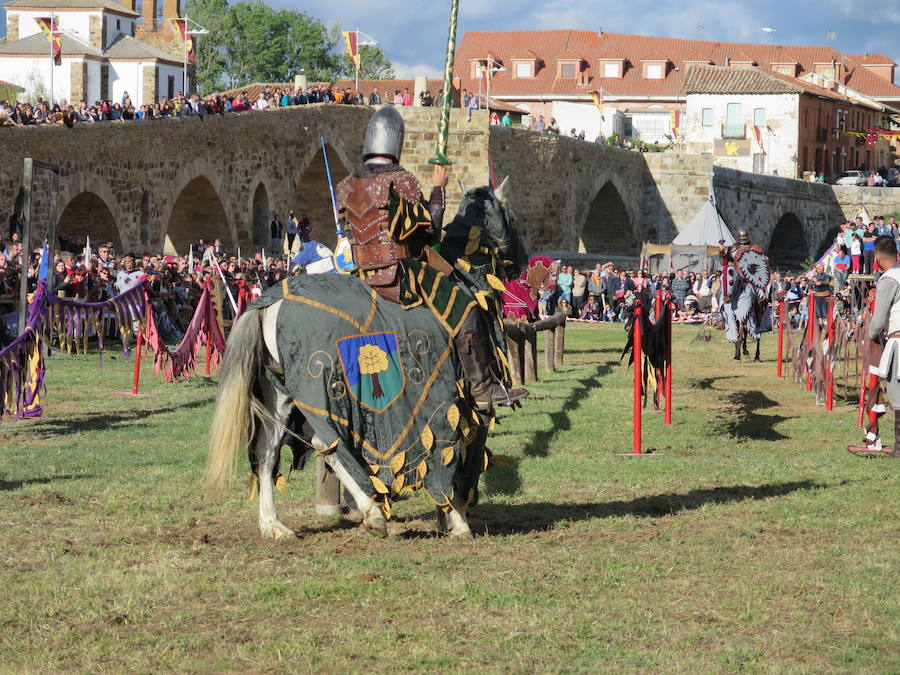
(183, 0), (229, 92)
(358, 44), (395, 80)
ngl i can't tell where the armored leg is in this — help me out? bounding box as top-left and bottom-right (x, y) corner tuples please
(455, 312), (528, 409)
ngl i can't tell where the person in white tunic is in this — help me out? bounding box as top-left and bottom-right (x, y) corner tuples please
(866, 234), (900, 457)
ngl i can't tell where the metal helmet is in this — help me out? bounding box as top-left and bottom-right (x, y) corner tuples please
(362, 106), (405, 162)
(737, 228), (751, 244)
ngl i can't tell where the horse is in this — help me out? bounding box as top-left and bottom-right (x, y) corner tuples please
(204, 182), (526, 540)
(721, 263), (772, 362)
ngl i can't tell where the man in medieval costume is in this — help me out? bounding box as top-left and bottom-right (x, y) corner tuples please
(864, 235), (900, 457)
(290, 218), (336, 275)
(719, 228), (772, 360)
(335, 106), (527, 408)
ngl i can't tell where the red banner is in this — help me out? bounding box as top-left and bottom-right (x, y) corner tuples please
(342, 31), (360, 73)
(671, 109), (680, 138)
(172, 18), (196, 63)
(34, 17), (61, 65)
(752, 125), (766, 155)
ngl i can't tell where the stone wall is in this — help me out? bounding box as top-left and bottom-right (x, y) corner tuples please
(141, 65), (157, 111)
(6, 14), (19, 43)
(70, 62), (87, 103)
(396, 107), (490, 218)
(89, 15), (102, 50)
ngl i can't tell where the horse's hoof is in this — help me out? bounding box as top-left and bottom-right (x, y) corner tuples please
(448, 527), (473, 540)
(732, 357), (741, 362)
(361, 517), (387, 538)
(754, 358), (761, 363)
(315, 503), (342, 517)
(260, 521), (296, 540)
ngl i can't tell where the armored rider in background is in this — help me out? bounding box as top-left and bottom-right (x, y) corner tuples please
(335, 106), (527, 409)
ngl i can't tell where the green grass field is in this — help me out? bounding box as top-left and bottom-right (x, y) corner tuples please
(1, 325), (897, 672)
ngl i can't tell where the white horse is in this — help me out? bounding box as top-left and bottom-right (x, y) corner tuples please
(202, 303), (474, 540)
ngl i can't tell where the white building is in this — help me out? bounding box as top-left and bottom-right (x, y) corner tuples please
(682, 65), (892, 180)
(0, 0), (189, 108)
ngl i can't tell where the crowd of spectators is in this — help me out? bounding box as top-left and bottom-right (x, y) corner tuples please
(0, 231), (297, 347)
(0, 82), (461, 128)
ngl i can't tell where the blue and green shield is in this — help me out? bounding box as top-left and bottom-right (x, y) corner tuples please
(337, 332), (405, 413)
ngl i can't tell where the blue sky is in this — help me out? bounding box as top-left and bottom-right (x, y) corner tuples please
(2, 0), (897, 82)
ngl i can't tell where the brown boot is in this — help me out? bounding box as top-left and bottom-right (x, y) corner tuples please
(455, 313), (528, 409)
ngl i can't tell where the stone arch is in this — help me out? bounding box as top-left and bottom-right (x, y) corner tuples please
(578, 180), (638, 256)
(56, 191), (121, 254)
(292, 141), (350, 250)
(251, 182), (270, 247)
(768, 212), (809, 271)
(165, 176), (231, 255)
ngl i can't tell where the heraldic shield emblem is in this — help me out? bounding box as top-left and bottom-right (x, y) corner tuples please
(337, 332), (405, 413)
(734, 248), (772, 292)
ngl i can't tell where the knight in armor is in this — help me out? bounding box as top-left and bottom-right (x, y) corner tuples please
(290, 218), (336, 275)
(719, 228), (772, 360)
(335, 106), (527, 408)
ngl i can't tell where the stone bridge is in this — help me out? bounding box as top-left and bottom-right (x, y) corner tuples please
(491, 128), (900, 269)
(0, 106), (489, 256)
(3, 106), (899, 270)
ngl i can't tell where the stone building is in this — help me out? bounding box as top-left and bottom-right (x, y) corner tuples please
(682, 65), (895, 179)
(0, 0), (192, 107)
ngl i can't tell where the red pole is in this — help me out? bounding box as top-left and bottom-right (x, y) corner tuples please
(826, 298), (835, 411)
(664, 299), (673, 426)
(132, 322), (143, 395)
(776, 299), (785, 378)
(654, 290), (662, 322)
(633, 301), (643, 455)
(806, 294), (815, 392)
(205, 329), (211, 377)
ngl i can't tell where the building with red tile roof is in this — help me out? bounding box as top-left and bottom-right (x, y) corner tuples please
(456, 29), (900, 149)
(682, 65), (893, 180)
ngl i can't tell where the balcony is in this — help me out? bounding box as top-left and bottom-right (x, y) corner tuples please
(721, 123), (746, 139)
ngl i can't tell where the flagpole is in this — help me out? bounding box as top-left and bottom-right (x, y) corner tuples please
(50, 12), (54, 105)
(355, 28), (359, 92)
(183, 14), (188, 94)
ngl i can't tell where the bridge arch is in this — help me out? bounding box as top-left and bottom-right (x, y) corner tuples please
(292, 140), (350, 250)
(578, 179), (638, 256)
(767, 212), (809, 271)
(57, 191), (121, 254)
(251, 182), (271, 247)
(165, 175), (231, 255)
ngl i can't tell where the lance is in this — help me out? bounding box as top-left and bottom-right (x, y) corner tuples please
(428, 0), (460, 166)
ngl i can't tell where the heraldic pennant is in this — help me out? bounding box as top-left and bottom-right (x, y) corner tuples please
(337, 332), (405, 413)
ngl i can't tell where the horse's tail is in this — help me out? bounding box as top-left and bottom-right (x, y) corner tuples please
(203, 306), (265, 494)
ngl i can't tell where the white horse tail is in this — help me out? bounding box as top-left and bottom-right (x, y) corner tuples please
(203, 307), (265, 494)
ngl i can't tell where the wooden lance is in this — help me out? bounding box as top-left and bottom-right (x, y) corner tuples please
(428, 0), (460, 167)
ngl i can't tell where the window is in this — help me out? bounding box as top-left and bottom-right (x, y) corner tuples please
(116, 19), (121, 30)
(819, 66), (835, 80)
(753, 108), (765, 127)
(702, 108), (713, 126)
(645, 63), (664, 79)
(724, 102), (743, 137)
(168, 75), (175, 100)
(603, 62), (619, 78)
(560, 62), (577, 78)
(775, 66), (792, 75)
(515, 62), (532, 78)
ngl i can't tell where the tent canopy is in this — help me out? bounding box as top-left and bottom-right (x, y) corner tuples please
(672, 197), (735, 246)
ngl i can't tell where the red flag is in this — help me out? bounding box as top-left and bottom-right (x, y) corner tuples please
(172, 19), (196, 63)
(753, 125), (767, 156)
(342, 31), (360, 73)
(670, 109), (680, 137)
(34, 17), (61, 65)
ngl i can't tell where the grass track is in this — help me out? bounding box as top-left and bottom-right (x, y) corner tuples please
(0, 325), (897, 672)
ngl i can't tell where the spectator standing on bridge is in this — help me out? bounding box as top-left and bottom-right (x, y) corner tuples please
(466, 93), (479, 121)
(533, 115), (546, 133)
(369, 88), (381, 105)
(850, 233), (862, 273)
(402, 88), (413, 106)
(501, 112), (511, 127)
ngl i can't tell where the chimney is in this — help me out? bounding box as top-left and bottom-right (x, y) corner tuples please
(119, 0), (136, 10)
(142, 0), (157, 29)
